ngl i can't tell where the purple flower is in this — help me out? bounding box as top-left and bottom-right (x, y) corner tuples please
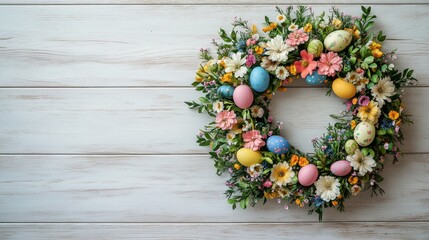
(358, 95), (370, 106)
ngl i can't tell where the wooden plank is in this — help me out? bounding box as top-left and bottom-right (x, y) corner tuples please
(0, 154), (427, 222)
(1, 1), (428, 4)
(0, 223), (428, 240)
(0, 88), (426, 154)
(0, 5), (427, 87)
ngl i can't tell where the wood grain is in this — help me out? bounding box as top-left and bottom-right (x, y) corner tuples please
(1, 223), (428, 240)
(0, 154), (427, 222)
(0, 5), (427, 87)
(0, 88), (426, 154)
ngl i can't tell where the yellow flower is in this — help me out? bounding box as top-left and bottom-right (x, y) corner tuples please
(370, 42), (382, 50)
(263, 22), (277, 32)
(290, 154), (299, 166)
(264, 191), (279, 199)
(221, 72), (233, 83)
(348, 176), (358, 185)
(372, 49), (383, 59)
(298, 157), (309, 167)
(332, 18), (342, 29)
(234, 164), (241, 170)
(254, 46), (264, 55)
(251, 24), (257, 34)
(350, 120), (356, 130)
(389, 110), (400, 120)
(303, 23), (312, 32)
(332, 200), (338, 206)
(295, 199), (301, 205)
(195, 68), (205, 82)
(345, 26), (360, 39)
(357, 100), (381, 124)
(195, 75), (204, 82)
(287, 64), (297, 76)
(270, 162), (295, 186)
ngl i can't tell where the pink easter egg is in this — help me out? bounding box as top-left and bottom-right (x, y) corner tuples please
(298, 164), (319, 187)
(233, 85), (254, 109)
(330, 160), (352, 177)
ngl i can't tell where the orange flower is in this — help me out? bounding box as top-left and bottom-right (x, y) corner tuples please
(290, 154), (299, 166)
(264, 191), (279, 199)
(295, 199), (301, 205)
(332, 201), (338, 206)
(372, 49), (383, 59)
(262, 22), (277, 32)
(348, 176), (358, 185)
(388, 110), (400, 120)
(278, 86), (287, 92)
(337, 195), (343, 199)
(287, 64), (297, 76)
(350, 120), (356, 130)
(234, 164), (241, 170)
(303, 23), (312, 33)
(298, 157), (309, 167)
(221, 72), (233, 83)
(352, 97), (358, 105)
(254, 46), (264, 55)
(369, 42), (382, 50)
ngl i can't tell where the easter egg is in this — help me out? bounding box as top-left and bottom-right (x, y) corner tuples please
(298, 164), (319, 186)
(250, 67), (270, 92)
(307, 39), (324, 57)
(266, 135), (290, 154)
(324, 30), (353, 52)
(354, 121), (376, 147)
(305, 71), (326, 85)
(345, 139), (359, 155)
(233, 85), (254, 109)
(217, 85), (234, 99)
(332, 78), (356, 99)
(236, 148), (262, 167)
(330, 160), (352, 177)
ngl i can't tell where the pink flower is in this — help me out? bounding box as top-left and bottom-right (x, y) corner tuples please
(263, 180), (273, 188)
(245, 54), (256, 67)
(294, 50), (317, 78)
(242, 130), (265, 151)
(286, 29), (309, 47)
(317, 52), (343, 77)
(358, 95), (370, 106)
(215, 110), (237, 130)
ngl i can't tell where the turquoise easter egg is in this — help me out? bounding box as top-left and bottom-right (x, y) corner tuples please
(217, 85), (234, 99)
(305, 71), (326, 85)
(249, 67), (270, 92)
(267, 135), (290, 154)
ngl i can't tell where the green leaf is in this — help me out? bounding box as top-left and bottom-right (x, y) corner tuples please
(199, 97), (210, 104)
(227, 198), (236, 204)
(369, 63), (378, 69)
(364, 56), (374, 64)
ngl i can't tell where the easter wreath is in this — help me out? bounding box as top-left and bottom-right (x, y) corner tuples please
(185, 6), (416, 220)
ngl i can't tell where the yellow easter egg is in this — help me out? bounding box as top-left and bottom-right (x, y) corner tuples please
(236, 148), (262, 167)
(332, 78), (356, 99)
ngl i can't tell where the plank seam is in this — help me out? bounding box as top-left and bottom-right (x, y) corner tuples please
(0, 3), (428, 6)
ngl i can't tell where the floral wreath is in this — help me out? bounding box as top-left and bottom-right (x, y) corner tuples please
(186, 6), (416, 220)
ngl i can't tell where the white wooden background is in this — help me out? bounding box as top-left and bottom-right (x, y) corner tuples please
(0, 1), (428, 239)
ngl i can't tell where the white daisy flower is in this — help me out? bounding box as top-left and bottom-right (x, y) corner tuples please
(250, 105), (264, 118)
(288, 22), (298, 31)
(242, 120), (252, 131)
(315, 176), (341, 202)
(346, 149), (376, 176)
(247, 163), (263, 178)
(346, 71), (361, 84)
(212, 101), (224, 113)
(224, 52), (248, 78)
(277, 14), (286, 24)
(371, 76), (396, 108)
(226, 131), (235, 145)
(261, 57), (279, 72)
(275, 66), (290, 80)
(265, 35), (295, 62)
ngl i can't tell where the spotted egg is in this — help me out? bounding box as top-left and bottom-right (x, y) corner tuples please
(250, 67), (270, 92)
(307, 39), (324, 57)
(217, 85), (234, 99)
(266, 135), (290, 154)
(324, 30), (353, 52)
(305, 71), (326, 85)
(354, 121), (376, 147)
(330, 160), (352, 177)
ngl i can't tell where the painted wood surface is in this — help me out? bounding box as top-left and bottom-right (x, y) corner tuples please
(0, 154), (428, 222)
(0, 1), (428, 239)
(0, 5), (428, 87)
(1, 223), (428, 240)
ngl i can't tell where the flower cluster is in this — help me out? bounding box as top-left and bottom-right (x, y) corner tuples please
(186, 6), (416, 220)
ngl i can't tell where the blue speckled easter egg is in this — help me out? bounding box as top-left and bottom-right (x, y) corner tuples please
(217, 85), (234, 99)
(249, 67), (270, 92)
(267, 135), (290, 154)
(305, 71), (326, 85)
